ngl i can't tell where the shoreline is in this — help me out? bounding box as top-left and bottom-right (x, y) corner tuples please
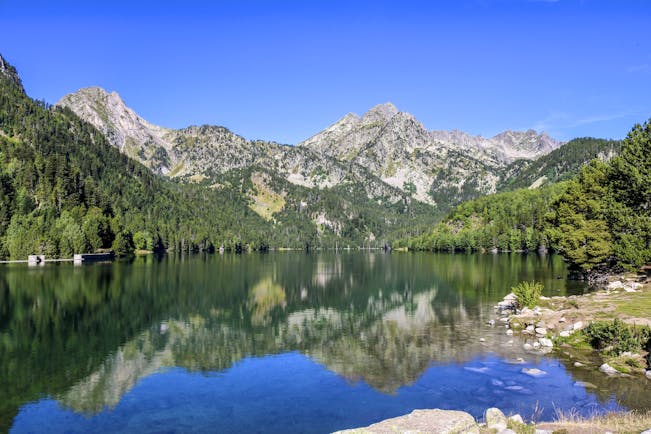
(495, 272), (651, 379)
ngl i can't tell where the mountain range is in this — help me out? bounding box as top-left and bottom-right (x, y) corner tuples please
(0, 53), (620, 252)
(57, 87), (562, 208)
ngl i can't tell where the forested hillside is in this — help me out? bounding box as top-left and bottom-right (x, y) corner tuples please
(405, 119), (651, 275)
(0, 55), (438, 258)
(498, 137), (622, 191)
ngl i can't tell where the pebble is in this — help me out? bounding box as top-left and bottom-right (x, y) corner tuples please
(532, 341), (541, 349)
(574, 361), (585, 367)
(535, 327), (547, 335)
(480, 338), (486, 342)
(525, 325), (535, 332)
(508, 414), (524, 424)
(573, 321), (584, 330)
(506, 329), (513, 336)
(558, 317), (566, 323)
(488, 320), (495, 326)
(523, 343), (533, 351)
(646, 370), (651, 380)
(559, 330), (571, 338)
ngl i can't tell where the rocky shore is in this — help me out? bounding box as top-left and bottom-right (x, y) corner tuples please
(492, 274), (651, 379)
(335, 407), (651, 433)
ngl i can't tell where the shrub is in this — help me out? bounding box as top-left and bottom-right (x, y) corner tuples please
(583, 319), (651, 356)
(511, 281), (543, 309)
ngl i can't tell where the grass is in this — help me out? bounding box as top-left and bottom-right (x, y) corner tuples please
(248, 174), (286, 220)
(535, 409), (651, 434)
(614, 288), (651, 318)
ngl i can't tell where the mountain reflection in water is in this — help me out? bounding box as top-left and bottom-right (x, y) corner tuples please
(1, 253), (649, 433)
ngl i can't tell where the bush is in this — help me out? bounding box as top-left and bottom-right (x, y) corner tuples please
(511, 281), (543, 309)
(583, 319), (651, 356)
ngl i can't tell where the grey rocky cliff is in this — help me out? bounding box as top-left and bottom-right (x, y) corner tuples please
(0, 54), (25, 93)
(58, 89), (562, 210)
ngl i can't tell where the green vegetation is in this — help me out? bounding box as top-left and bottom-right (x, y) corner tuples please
(583, 319), (651, 357)
(498, 137), (622, 191)
(398, 183), (566, 252)
(0, 57), (440, 258)
(406, 119), (651, 275)
(511, 281), (543, 309)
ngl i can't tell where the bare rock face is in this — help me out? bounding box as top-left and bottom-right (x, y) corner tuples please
(0, 54), (24, 93)
(333, 409), (479, 434)
(58, 89), (561, 209)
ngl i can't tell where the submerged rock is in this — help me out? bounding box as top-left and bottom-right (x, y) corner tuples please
(522, 368), (547, 378)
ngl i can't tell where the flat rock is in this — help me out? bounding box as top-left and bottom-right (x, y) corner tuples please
(334, 409), (479, 434)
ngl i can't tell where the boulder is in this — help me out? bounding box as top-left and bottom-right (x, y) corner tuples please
(334, 409), (479, 434)
(485, 407), (507, 432)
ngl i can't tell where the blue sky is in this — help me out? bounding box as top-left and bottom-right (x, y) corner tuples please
(1, 0), (650, 144)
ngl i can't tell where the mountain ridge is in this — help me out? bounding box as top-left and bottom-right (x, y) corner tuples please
(57, 87), (562, 208)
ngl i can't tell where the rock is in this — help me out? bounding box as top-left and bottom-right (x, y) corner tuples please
(535, 327), (547, 335)
(574, 361), (585, 367)
(639, 429), (651, 434)
(334, 409), (479, 434)
(573, 321), (584, 330)
(479, 338), (486, 342)
(607, 280), (623, 289)
(599, 363), (619, 375)
(646, 370), (651, 380)
(503, 293), (517, 301)
(558, 317), (566, 323)
(525, 325), (535, 332)
(485, 407), (507, 432)
(532, 341), (541, 349)
(535, 430), (552, 434)
(535, 321), (546, 328)
(574, 381), (597, 389)
(520, 307), (532, 315)
(522, 367), (547, 377)
(488, 319), (495, 326)
(500, 317), (510, 323)
(559, 330), (571, 338)
(498, 429), (516, 434)
(508, 414), (524, 425)
(506, 329), (513, 336)
(539, 337), (553, 347)
(523, 343), (533, 351)
(623, 286), (637, 293)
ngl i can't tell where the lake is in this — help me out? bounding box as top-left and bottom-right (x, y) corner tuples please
(2, 252), (650, 433)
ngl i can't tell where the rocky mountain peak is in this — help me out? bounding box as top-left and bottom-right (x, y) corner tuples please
(361, 102), (399, 124)
(0, 54), (25, 93)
